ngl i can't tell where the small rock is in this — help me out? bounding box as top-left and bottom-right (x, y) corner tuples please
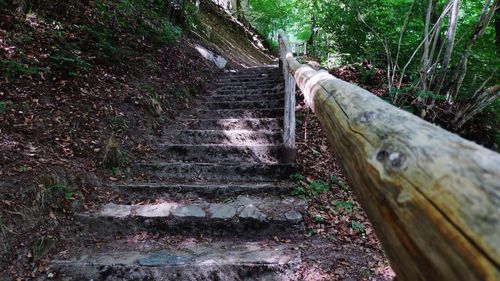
(209, 204), (236, 220)
(236, 195), (258, 205)
(99, 203), (131, 218)
(214, 56), (228, 69)
(239, 205), (267, 222)
(171, 205), (206, 219)
(284, 210), (303, 224)
(135, 203), (177, 217)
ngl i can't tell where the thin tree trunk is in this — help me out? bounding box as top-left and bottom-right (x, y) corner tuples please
(496, 6), (500, 48)
(420, 0), (435, 93)
(434, 0), (461, 96)
(449, 0), (497, 100)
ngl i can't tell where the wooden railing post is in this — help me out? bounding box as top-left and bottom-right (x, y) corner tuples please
(278, 29), (500, 280)
(279, 31), (296, 163)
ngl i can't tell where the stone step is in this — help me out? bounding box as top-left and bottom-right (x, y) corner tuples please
(155, 144), (281, 163)
(76, 195), (306, 236)
(229, 66), (279, 74)
(216, 80), (281, 87)
(112, 182), (294, 199)
(51, 241), (300, 281)
(215, 85), (283, 92)
(202, 93), (283, 102)
(169, 118), (283, 131)
(210, 88), (284, 95)
(162, 130), (282, 145)
(137, 162), (295, 182)
(203, 100), (284, 110)
(183, 108), (284, 119)
(218, 76), (282, 83)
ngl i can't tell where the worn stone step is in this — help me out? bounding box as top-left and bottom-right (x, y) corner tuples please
(203, 93), (283, 102)
(137, 162), (296, 182)
(162, 130), (282, 145)
(183, 108), (284, 119)
(216, 80), (281, 88)
(155, 144), (281, 163)
(169, 118), (283, 131)
(51, 241), (300, 281)
(229, 66), (279, 73)
(218, 76), (282, 83)
(112, 182), (294, 198)
(203, 100), (284, 110)
(76, 195), (306, 236)
(215, 85), (283, 92)
(210, 87), (284, 96)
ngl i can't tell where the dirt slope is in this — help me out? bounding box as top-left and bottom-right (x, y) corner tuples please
(193, 0), (275, 68)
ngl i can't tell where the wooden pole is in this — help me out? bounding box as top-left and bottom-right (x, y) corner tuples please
(278, 30), (500, 281)
(279, 32), (297, 163)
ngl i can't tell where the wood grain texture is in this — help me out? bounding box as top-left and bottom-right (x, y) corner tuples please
(278, 30), (500, 280)
(279, 32), (297, 163)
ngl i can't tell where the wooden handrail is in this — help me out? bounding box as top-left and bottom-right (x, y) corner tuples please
(280, 32), (297, 163)
(278, 30), (500, 280)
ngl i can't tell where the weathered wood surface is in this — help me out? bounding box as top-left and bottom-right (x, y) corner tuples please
(279, 33), (296, 163)
(278, 30), (500, 280)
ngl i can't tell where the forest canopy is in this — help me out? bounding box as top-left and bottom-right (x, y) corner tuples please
(245, 0), (499, 146)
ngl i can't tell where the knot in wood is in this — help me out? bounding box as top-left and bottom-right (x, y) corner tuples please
(388, 152), (405, 169)
(359, 111), (376, 123)
(376, 149), (406, 170)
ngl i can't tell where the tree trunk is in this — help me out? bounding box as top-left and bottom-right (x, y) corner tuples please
(448, 0), (497, 100)
(433, 0), (460, 96)
(495, 3), (500, 48)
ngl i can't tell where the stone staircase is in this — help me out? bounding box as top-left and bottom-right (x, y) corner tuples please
(51, 66), (305, 280)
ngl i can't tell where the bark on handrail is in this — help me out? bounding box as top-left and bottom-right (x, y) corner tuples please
(278, 30), (500, 280)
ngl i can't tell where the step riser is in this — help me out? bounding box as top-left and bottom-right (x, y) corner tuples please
(156, 145), (281, 163)
(210, 89), (284, 95)
(53, 264), (295, 281)
(218, 77), (282, 83)
(167, 118), (283, 131)
(168, 119), (283, 131)
(203, 94), (283, 102)
(215, 86), (283, 92)
(204, 100), (284, 110)
(78, 216), (303, 237)
(216, 81), (282, 87)
(186, 109), (284, 119)
(114, 184), (294, 198)
(162, 131), (282, 145)
(138, 163), (295, 182)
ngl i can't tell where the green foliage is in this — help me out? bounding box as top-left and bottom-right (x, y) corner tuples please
(330, 175), (348, 191)
(50, 54), (91, 77)
(289, 172), (305, 182)
(351, 220), (364, 234)
(0, 59), (46, 78)
(309, 180), (330, 194)
(314, 215), (325, 222)
(0, 101), (6, 114)
(360, 68), (375, 84)
(183, 1), (201, 30)
(17, 165), (30, 173)
(333, 200), (354, 213)
(292, 179), (331, 197)
(291, 186), (306, 197)
(111, 167), (121, 176)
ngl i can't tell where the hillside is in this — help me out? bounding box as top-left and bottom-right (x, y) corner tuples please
(0, 0), (279, 278)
